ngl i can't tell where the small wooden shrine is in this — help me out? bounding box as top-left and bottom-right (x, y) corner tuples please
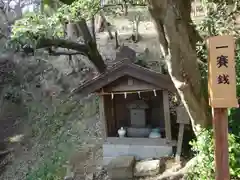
(74, 47), (189, 165)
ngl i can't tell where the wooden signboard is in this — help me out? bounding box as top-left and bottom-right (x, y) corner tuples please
(207, 35), (236, 180)
(176, 104), (190, 124)
(207, 35), (238, 108)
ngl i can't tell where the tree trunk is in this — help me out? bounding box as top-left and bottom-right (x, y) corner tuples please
(123, 0), (128, 16)
(98, 10), (113, 39)
(147, 0), (211, 133)
(91, 16), (96, 42)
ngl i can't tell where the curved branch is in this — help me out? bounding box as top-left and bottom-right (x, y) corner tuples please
(48, 50), (86, 56)
(35, 37), (106, 73)
(36, 38), (89, 54)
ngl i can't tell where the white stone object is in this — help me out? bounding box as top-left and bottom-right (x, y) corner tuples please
(134, 159), (160, 177)
(118, 127), (126, 138)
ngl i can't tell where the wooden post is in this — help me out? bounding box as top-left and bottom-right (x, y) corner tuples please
(175, 123), (184, 162)
(208, 35), (238, 180)
(99, 95), (107, 139)
(213, 108), (230, 180)
(163, 90), (172, 142)
(175, 103), (190, 162)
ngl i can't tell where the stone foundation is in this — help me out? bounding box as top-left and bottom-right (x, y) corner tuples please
(103, 137), (175, 166)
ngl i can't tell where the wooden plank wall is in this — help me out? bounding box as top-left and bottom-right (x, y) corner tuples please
(99, 95), (107, 139)
(104, 95), (116, 136)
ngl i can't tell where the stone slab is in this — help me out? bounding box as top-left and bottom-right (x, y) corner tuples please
(108, 156), (135, 169)
(107, 156), (135, 180)
(103, 143), (172, 161)
(105, 137), (177, 146)
(134, 159), (160, 177)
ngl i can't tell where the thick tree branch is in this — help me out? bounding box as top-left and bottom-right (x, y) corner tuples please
(35, 38), (106, 73)
(34, 19), (106, 73)
(47, 49), (86, 56)
(36, 38), (89, 54)
(77, 19), (106, 73)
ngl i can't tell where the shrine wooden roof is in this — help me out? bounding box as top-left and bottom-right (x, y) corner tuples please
(72, 59), (176, 96)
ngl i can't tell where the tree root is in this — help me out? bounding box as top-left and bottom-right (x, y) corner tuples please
(155, 157), (197, 180)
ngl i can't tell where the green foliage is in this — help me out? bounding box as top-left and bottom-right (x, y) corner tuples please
(229, 107), (240, 139)
(9, 0), (148, 50)
(190, 2), (240, 179)
(201, 0), (239, 6)
(10, 12), (64, 48)
(196, 1), (240, 104)
(9, 0), (99, 49)
(57, 0), (99, 21)
(196, 0), (240, 64)
(196, 2), (240, 38)
(26, 151), (66, 180)
(235, 39), (240, 96)
(186, 129), (240, 180)
(228, 40), (240, 137)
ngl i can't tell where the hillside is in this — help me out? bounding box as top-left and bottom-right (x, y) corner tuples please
(0, 3), (206, 180)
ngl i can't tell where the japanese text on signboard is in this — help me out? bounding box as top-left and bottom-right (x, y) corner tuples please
(217, 55), (230, 84)
(208, 35), (238, 108)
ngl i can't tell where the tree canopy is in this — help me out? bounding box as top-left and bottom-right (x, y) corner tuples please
(10, 0), (99, 48)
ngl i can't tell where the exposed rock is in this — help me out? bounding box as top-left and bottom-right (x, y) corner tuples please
(85, 173), (94, 180)
(134, 159), (160, 177)
(107, 156), (135, 180)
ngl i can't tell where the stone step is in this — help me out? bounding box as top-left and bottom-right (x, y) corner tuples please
(106, 156), (135, 180)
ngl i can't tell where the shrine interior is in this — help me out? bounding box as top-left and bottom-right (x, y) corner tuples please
(104, 90), (168, 138)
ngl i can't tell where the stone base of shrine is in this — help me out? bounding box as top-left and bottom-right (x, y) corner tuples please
(102, 137), (176, 166)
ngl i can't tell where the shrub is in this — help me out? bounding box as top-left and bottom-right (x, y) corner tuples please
(186, 129), (240, 180)
(26, 151), (66, 180)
